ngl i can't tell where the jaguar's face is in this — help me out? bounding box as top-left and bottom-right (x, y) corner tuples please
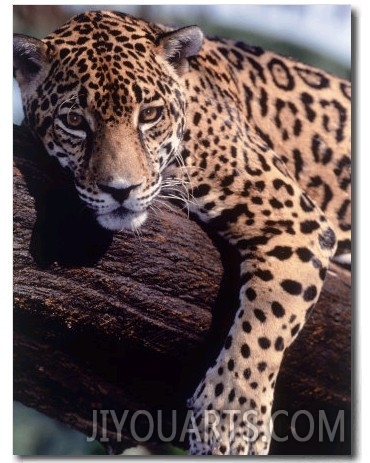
(41, 79), (186, 232)
(13, 10), (203, 231)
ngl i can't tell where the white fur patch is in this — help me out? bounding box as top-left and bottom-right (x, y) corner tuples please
(96, 209), (148, 231)
(333, 253), (351, 266)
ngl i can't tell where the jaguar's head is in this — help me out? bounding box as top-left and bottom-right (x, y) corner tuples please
(13, 10), (203, 231)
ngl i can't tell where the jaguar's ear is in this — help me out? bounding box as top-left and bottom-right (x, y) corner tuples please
(158, 26), (204, 75)
(13, 34), (49, 88)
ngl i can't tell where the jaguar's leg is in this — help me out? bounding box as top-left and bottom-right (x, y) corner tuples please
(187, 231), (335, 455)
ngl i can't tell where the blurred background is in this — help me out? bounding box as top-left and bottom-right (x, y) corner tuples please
(13, 4), (351, 456)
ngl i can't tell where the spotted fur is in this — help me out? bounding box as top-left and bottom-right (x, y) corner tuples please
(13, 10), (351, 455)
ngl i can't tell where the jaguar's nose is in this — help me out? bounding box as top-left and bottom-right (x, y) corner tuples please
(97, 182), (141, 203)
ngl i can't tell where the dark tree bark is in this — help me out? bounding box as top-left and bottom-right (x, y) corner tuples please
(13, 124), (351, 455)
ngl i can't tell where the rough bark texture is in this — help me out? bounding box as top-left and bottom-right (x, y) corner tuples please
(13, 124), (351, 455)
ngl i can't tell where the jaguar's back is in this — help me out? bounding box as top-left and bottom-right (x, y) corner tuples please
(180, 36), (351, 253)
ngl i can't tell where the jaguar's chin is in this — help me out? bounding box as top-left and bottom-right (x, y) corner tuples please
(96, 207), (148, 231)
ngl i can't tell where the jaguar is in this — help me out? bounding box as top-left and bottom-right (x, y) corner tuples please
(13, 10), (351, 455)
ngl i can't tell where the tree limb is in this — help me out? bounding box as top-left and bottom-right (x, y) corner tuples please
(13, 124), (351, 455)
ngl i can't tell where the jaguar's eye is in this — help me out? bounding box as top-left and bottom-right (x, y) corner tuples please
(60, 112), (86, 130)
(139, 106), (163, 125)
